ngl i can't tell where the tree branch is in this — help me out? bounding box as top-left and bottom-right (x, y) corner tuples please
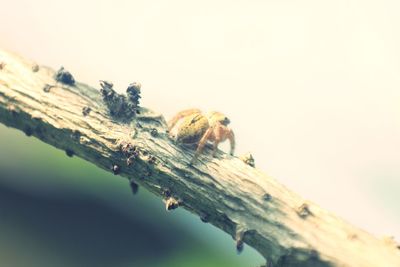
(0, 49), (399, 267)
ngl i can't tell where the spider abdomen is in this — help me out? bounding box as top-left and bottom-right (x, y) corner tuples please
(175, 113), (209, 144)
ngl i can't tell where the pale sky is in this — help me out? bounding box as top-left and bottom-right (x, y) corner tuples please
(1, 0), (399, 241)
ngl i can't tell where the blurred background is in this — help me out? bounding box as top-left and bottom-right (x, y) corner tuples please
(0, 0), (399, 266)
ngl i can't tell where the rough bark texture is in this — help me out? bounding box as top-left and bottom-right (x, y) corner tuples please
(0, 49), (399, 267)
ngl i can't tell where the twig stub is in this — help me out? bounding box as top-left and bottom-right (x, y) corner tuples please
(54, 67), (75, 85)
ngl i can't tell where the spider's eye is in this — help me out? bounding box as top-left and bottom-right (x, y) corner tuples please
(222, 117), (230, 125)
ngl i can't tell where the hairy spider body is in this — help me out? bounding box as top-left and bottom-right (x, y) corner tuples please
(168, 109), (235, 163)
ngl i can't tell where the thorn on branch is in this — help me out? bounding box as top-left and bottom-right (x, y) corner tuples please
(235, 230), (245, 254)
(126, 82), (141, 111)
(310, 250), (319, 259)
(240, 152), (255, 167)
(31, 111), (43, 121)
(32, 64), (39, 72)
(296, 203), (313, 219)
(111, 164), (120, 175)
(165, 197), (180, 211)
(70, 130), (81, 142)
(120, 142), (137, 156)
(200, 212), (210, 223)
(24, 126), (33, 137)
(263, 193), (272, 201)
(143, 167), (152, 178)
(35, 124), (46, 139)
(43, 84), (55, 93)
(129, 179), (139, 195)
(54, 67), (75, 85)
(7, 104), (18, 116)
(130, 130), (137, 139)
(347, 233), (358, 240)
(146, 154), (157, 164)
(65, 149), (74, 157)
(162, 188), (171, 197)
(82, 106), (91, 116)
(150, 128), (158, 137)
(258, 261), (275, 267)
(79, 136), (90, 145)
(162, 189), (181, 211)
(236, 239), (244, 254)
(126, 156), (134, 166)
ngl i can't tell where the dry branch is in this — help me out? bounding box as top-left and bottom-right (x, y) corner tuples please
(0, 49), (399, 267)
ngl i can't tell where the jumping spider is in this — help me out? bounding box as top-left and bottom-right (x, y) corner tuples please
(168, 109), (235, 164)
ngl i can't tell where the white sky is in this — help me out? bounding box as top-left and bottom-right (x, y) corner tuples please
(1, 0), (399, 241)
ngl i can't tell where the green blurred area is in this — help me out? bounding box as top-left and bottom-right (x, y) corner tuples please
(0, 124), (263, 267)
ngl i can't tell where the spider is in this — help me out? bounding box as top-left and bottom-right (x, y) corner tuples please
(168, 109), (235, 164)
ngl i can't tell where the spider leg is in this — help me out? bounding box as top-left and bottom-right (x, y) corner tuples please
(228, 128), (235, 156)
(212, 139), (221, 157)
(191, 126), (213, 164)
(211, 123), (223, 157)
(167, 108), (201, 132)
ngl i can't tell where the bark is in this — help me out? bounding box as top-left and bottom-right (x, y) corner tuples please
(0, 49), (399, 267)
